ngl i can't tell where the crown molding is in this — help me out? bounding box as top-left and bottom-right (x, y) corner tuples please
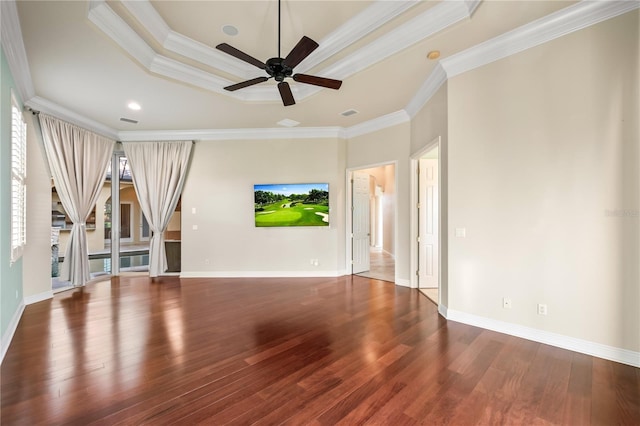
(24, 96), (119, 140)
(89, 0), (478, 103)
(440, 0), (640, 79)
(118, 126), (343, 142)
(294, 1), (420, 74)
(343, 110), (410, 139)
(323, 0), (476, 81)
(88, 0), (156, 67)
(121, 0), (258, 80)
(122, 0), (419, 79)
(405, 63), (447, 118)
(464, 0), (482, 17)
(0, 0), (35, 101)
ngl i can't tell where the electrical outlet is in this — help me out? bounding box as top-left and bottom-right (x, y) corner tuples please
(537, 304), (548, 315)
(503, 297), (512, 309)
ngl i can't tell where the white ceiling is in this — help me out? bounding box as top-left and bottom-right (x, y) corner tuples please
(4, 0), (635, 139)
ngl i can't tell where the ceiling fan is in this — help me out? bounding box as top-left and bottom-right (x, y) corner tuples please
(216, 0), (342, 106)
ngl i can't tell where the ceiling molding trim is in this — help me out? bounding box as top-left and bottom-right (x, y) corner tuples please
(90, 1), (263, 100)
(464, 0), (482, 18)
(122, 0), (420, 79)
(294, 1), (421, 73)
(0, 0), (35, 101)
(343, 110), (410, 139)
(316, 0), (476, 81)
(441, 0), (640, 78)
(88, 0), (155, 68)
(25, 96), (119, 140)
(118, 0), (170, 44)
(164, 32), (257, 79)
(121, 0), (258, 79)
(405, 63), (447, 118)
(149, 56), (231, 95)
(118, 127), (343, 142)
(91, 0), (478, 103)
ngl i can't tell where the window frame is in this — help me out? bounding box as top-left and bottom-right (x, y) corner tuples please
(10, 92), (27, 264)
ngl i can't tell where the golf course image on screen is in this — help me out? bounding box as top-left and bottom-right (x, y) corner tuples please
(254, 183), (329, 227)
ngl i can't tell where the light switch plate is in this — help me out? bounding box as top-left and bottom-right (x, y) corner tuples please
(455, 227), (466, 238)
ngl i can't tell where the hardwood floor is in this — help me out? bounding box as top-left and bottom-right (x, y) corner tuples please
(356, 248), (395, 283)
(2, 275), (638, 425)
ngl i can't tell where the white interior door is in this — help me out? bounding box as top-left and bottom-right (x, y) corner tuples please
(352, 171), (370, 274)
(419, 159), (439, 288)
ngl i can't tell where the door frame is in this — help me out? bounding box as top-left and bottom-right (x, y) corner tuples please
(410, 137), (441, 295)
(345, 161), (398, 281)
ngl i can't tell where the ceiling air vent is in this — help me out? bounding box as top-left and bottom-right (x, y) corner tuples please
(340, 109), (358, 117)
(120, 117), (138, 124)
(277, 118), (300, 127)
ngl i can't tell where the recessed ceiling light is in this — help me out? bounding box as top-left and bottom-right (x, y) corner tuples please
(277, 118), (300, 127)
(222, 25), (238, 36)
(427, 50), (441, 60)
(340, 109), (359, 117)
(127, 101), (141, 111)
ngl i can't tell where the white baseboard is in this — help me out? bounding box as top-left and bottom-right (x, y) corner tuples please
(180, 270), (344, 279)
(445, 308), (640, 368)
(438, 303), (448, 318)
(1, 301), (25, 364)
(24, 290), (53, 305)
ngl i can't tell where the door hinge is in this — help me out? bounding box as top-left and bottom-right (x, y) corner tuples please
(417, 236), (420, 243)
(350, 233), (354, 238)
(416, 270), (420, 276)
(416, 203), (421, 209)
(351, 260), (354, 265)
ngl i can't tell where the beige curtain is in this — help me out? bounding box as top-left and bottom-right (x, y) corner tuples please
(123, 141), (192, 277)
(39, 114), (115, 287)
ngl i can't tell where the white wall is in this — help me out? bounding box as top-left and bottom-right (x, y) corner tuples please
(447, 11), (639, 352)
(22, 113), (52, 302)
(181, 137), (346, 277)
(411, 84), (449, 303)
(347, 123), (411, 284)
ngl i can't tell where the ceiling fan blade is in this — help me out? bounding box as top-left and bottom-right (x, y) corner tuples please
(293, 74), (342, 90)
(283, 36), (319, 69)
(278, 82), (295, 106)
(223, 76), (269, 91)
(216, 43), (266, 69)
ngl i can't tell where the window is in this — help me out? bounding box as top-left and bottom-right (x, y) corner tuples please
(10, 94), (27, 264)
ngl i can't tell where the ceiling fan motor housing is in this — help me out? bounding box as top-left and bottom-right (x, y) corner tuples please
(266, 58), (293, 82)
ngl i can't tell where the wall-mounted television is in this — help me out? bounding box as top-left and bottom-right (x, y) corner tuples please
(254, 183), (329, 227)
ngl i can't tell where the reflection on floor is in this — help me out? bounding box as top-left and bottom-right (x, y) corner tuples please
(419, 288), (439, 305)
(52, 244), (150, 293)
(356, 247), (395, 283)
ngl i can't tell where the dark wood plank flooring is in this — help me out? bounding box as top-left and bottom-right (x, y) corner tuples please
(2, 275), (639, 425)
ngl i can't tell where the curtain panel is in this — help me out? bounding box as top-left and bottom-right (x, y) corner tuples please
(123, 141), (192, 277)
(39, 114), (115, 287)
